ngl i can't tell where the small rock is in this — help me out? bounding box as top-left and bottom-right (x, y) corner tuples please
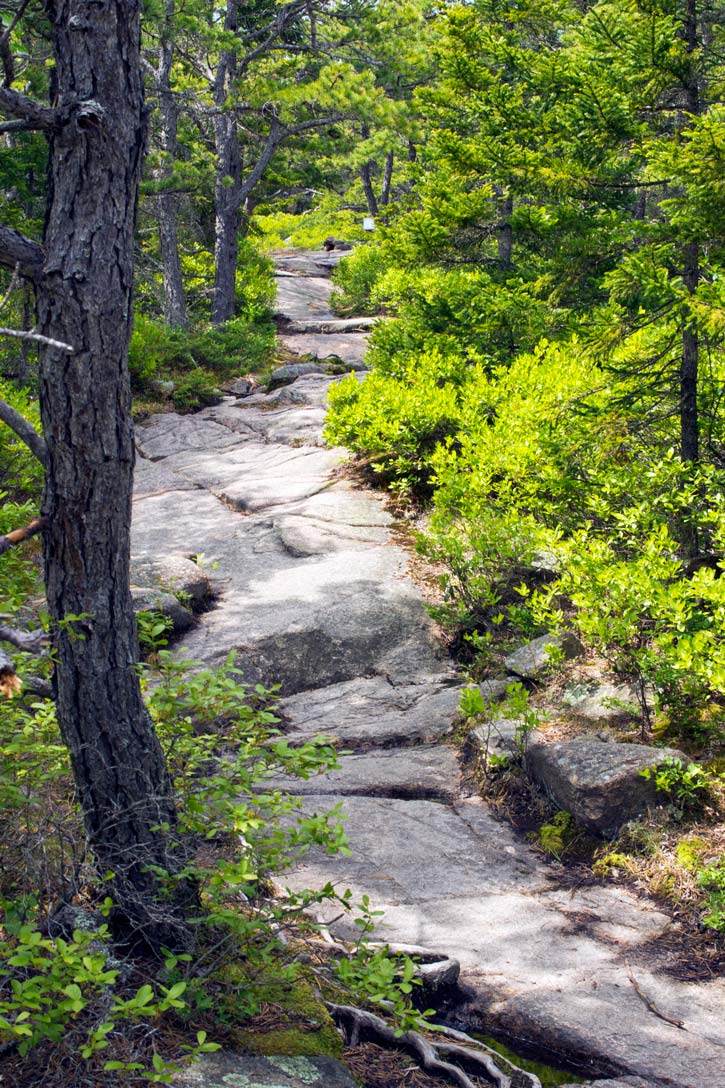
(267, 362), (324, 389)
(228, 377), (253, 396)
(171, 1053), (358, 1087)
(479, 676), (512, 703)
(504, 632), (582, 680)
(131, 587), (194, 633)
(563, 680), (640, 723)
(469, 717), (541, 758)
(130, 553), (211, 607)
(526, 736), (688, 835)
(149, 378), (175, 396)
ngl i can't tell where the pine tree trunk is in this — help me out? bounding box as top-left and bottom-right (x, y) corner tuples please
(380, 152), (394, 206)
(360, 162), (380, 217)
(498, 193), (513, 267)
(156, 2), (188, 329)
(35, 0), (194, 950)
(211, 0), (241, 326)
(681, 241), (699, 465)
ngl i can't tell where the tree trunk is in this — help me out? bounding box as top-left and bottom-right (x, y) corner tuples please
(360, 161), (379, 217)
(498, 193), (513, 267)
(360, 122), (379, 217)
(380, 151), (394, 207)
(156, 0), (187, 329)
(681, 240), (699, 465)
(680, 0), (700, 467)
(35, 0), (194, 950)
(211, 0), (241, 326)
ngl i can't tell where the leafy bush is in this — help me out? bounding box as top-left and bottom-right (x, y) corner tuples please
(0, 379), (43, 500)
(640, 759), (714, 815)
(699, 857), (725, 931)
(255, 193), (368, 250)
(171, 369), (221, 412)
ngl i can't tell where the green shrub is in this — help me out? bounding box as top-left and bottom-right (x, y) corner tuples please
(0, 379), (43, 500)
(171, 368), (221, 412)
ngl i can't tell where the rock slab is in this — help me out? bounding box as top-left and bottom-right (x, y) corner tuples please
(172, 1053), (357, 1088)
(133, 252), (725, 1088)
(526, 736), (687, 834)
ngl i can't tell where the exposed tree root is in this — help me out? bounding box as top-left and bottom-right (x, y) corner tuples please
(327, 1002), (541, 1088)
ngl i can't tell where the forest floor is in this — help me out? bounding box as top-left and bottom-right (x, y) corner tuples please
(132, 251), (725, 1088)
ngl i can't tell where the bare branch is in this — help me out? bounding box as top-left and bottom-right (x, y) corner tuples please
(0, 262), (19, 311)
(0, 622), (48, 654)
(0, 0), (32, 55)
(0, 86), (59, 130)
(0, 516), (48, 558)
(0, 326), (73, 352)
(0, 225), (44, 280)
(0, 397), (47, 464)
(0, 118), (34, 133)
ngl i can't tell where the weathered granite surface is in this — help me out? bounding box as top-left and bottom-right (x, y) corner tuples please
(526, 736), (688, 834)
(172, 1053), (357, 1088)
(134, 252), (725, 1088)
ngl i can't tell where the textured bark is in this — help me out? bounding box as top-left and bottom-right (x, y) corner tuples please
(498, 193), (513, 268)
(380, 151), (394, 207)
(211, 0), (242, 326)
(360, 160), (380, 217)
(34, 0), (194, 950)
(155, 0), (187, 328)
(680, 0), (700, 467)
(681, 240), (699, 465)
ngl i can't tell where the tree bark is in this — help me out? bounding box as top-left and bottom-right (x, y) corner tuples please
(35, 0), (194, 950)
(211, 0), (242, 326)
(155, 0), (188, 328)
(681, 240), (699, 465)
(498, 193), (513, 268)
(380, 151), (394, 206)
(680, 0), (700, 467)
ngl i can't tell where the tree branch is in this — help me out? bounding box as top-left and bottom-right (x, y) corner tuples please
(0, 398), (48, 464)
(0, 517), (48, 558)
(0, 623), (48, 655)
(0, 325), (73, 352)
(0, 225), (44, 280)
(0, 86), (59, 130)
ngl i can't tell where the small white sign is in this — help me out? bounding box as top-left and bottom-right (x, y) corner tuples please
(363, 217), (376, 232)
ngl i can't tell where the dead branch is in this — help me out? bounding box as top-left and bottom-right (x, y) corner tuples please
(0, 263), (19, 311)
(0, 623), (48, 654)
(0, 516), (48, 557)
(0, 325), (73, 352)
(0, 86), (59, 130)
(0, 399), (47, 464)
(0, 225), (44, 280)
(326, 1003), (514, 1088)
(625, 962), (686, 1030)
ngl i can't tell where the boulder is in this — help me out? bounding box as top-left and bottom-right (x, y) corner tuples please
(267, 362), (324, 389)
(148, 378), (175, 396)
(228, 376), (253, 396)
(526, 736), (687, 835)
(172, 1053), (358, 1088)
(131, 587), (194, 633)
(130, 553), (211, 608)
(504, 632), (582, 680)
(479, 676), (513, 703)
(469, 717), (541, 759)
(563, 680), (640, 723)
